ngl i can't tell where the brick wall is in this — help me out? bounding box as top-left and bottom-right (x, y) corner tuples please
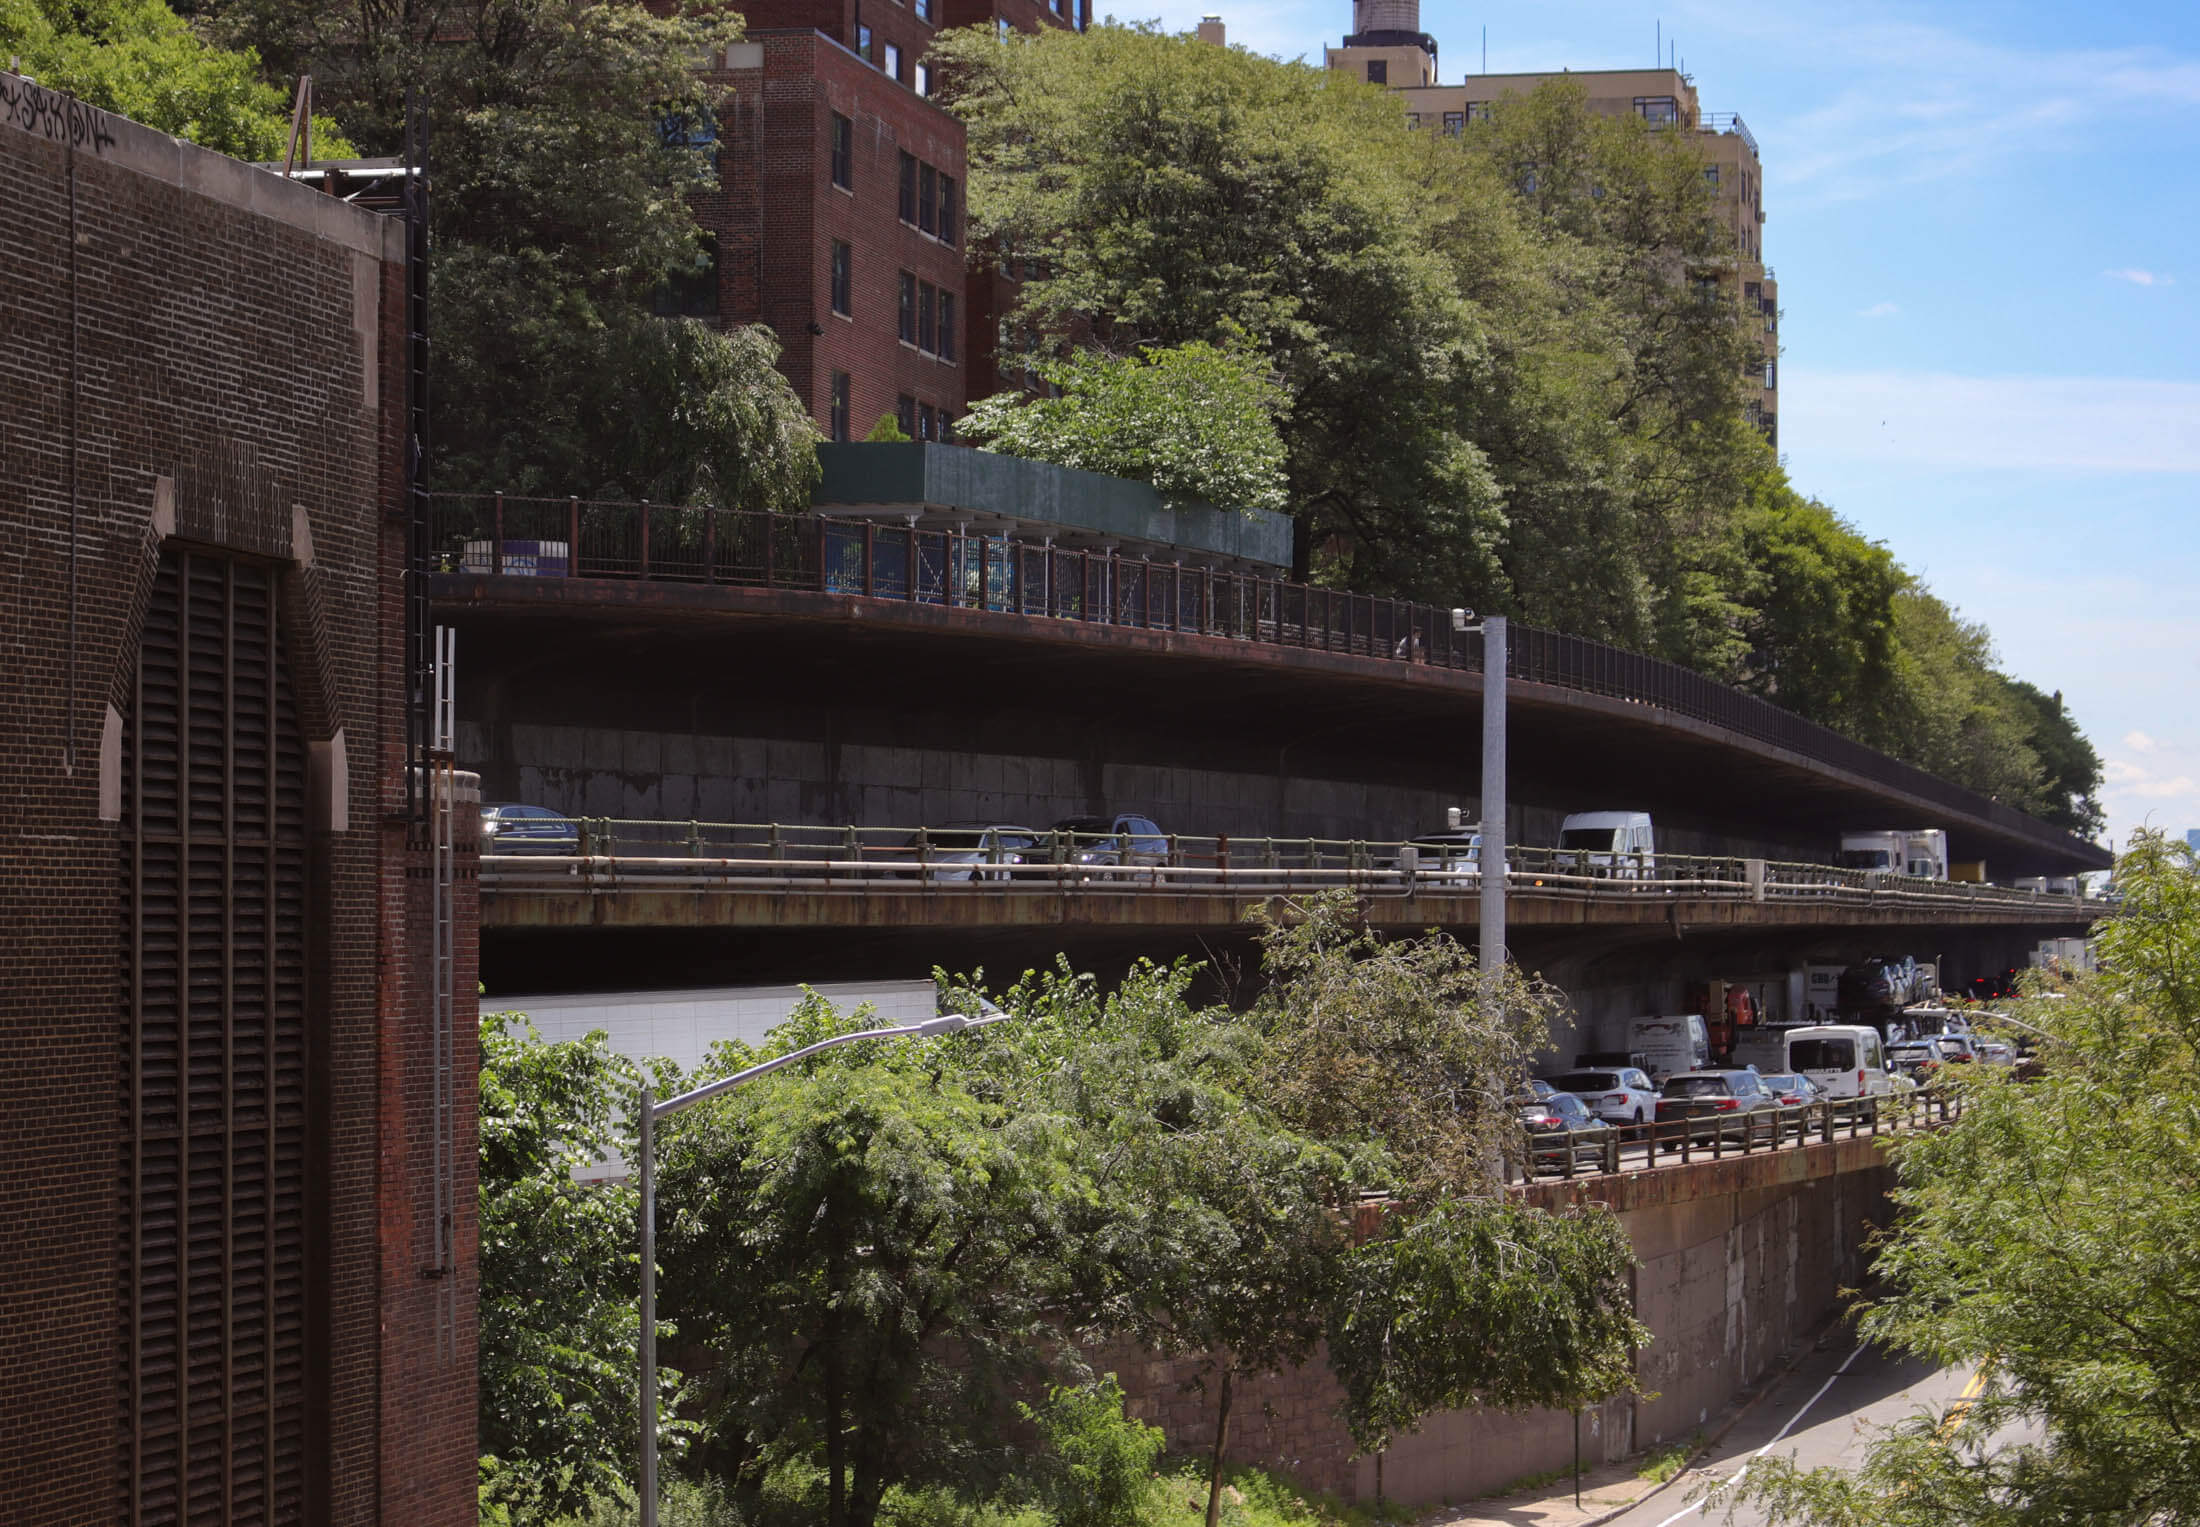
(1, 82), (476, 1525)
(702, 29), (969, 437)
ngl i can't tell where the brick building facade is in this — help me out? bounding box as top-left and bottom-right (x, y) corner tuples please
(1, 80), (478, 1526)
(690, 0), (1086, 440)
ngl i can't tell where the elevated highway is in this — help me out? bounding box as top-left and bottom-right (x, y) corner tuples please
(428, 493), (2109, 880)
(478, 830), (2103, 938)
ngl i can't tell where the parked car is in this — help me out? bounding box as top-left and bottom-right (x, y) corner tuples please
(480, 802), (579, 854)
(1557, 811), (1657, 879)
(1515, 1078), (1559, 1103)
(1543, 1067), (1658, 1126)
(1575, 1049), (1655, 1075)
(1971, 1038), (2017, 1066)
(1516, 1091), (1615, 1173)
(1654, 1069), (1779, 1146)
(893, 822), (1045, 882)
(1388, 830), (1480, 883)
(1053, 814), (1169, 873)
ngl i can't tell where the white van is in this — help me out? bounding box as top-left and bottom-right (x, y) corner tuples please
(1782, 1024), (1893, 1113)
(1729, 1027), (1795, 1074)
(1560, 811), (1656, 879)
(1626, 1013), (1709, 1081)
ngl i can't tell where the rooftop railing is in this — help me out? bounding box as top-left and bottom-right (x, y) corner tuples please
(430, 492), (2103, 864)
(1701, 111), (1758, 156)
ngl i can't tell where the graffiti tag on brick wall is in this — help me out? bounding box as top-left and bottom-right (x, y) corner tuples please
(0, 73), (118, 154)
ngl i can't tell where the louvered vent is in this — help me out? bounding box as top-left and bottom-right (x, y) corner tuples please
(120, 548), (308, 1525)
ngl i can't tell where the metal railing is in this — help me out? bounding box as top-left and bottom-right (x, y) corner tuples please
(1505, 1084), (1963, 1186)
(1701, 111), (1758, 156)
(476, 819), (2100, 913)
(430, 492), (2100, 862)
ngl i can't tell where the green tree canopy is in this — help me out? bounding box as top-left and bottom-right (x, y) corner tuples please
(639, 900), (1642, 1527)
(1, 0), (348, 158)
(1730, 832), (2200, 1524)
(204, 0), (820, 509)
(961, 342), (1290, 514)
(476, 1015), (650, 1525)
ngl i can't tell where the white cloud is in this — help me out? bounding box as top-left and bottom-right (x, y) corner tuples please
(2126, 730), (2160, 753)
(1784, 369), (2200, 473)
(2105, 268), (2175, 287)
(1857, 301), (1900, 318)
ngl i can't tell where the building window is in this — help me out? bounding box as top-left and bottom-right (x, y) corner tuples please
(1633, 95), (1680, 125)
(1366, 60), (1387, 84)
(898, 271), (917, 345)
(884, 41), (903, 81)
(997, 17), (1011, 39)
(938, 175), (958, 245)
(1703, 165), (1720, 186)
(1744, 280), (1760, 303)
(830, 240), (852, 316)
(939, 291), (957, 361)
(898, 151), (918, 225)
(1442, 111), (1464, 135)
(1465, 101), (1490, 121)
(915, 61), (932, 96)
(919, 402), (937, 441)
(918, 282), (936, 353)
(830, 372), (851, 442)
(1405, 112), (1421, 129)
(858, 23), (874, 63)
(897, 393), (917, 438)
(914, 0), (931, 20)
(830, 112), (853, 189)
(1763, 360), (1777, 391)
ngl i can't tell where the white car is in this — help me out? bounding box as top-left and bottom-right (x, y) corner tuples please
(1543, 1066), (1659, 1126)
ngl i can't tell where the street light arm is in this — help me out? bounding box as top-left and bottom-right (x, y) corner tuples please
(650, 1012), (1013, 1118)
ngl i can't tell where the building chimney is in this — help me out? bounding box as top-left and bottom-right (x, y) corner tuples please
(1196, 14), (1225, 46)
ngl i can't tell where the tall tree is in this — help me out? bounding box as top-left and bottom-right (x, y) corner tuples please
(1730, 832), (2200, 1524)
(937, 22), (1505, 591)
(205, 0), (820, 508)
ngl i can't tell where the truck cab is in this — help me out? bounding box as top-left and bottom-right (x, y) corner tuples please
(1558, 811), (1656, 879)
(1838, 828), (1949, 880)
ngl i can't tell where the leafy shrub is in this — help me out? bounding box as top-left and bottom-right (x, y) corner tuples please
(1021, 1379), (1164, 1527)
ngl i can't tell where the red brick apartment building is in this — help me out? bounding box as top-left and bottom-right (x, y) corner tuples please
(691, 0), (1084, 441)
(1, 79), (478, 1526)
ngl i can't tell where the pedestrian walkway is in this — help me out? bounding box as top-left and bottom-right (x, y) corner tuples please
(1422, 1454), (1684, 1526)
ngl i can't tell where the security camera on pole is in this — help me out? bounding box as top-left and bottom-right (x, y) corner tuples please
(1451, 608), (1506, 970)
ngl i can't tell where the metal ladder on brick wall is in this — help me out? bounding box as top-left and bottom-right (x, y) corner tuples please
(430, 625), (459, 1362)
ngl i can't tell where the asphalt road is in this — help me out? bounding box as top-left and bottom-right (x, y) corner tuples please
(1600, 1338), (1981, 1527)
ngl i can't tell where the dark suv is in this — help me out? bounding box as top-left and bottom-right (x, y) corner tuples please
(1053, 814), (1169, 873)
(1654, 1069), (1779, 1147)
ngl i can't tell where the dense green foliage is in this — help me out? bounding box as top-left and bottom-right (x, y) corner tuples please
(484, 898), (1640, 1527)
(938, 24), (2101, 828)
(960, 342), (1290, 513)
(200, 0), (819, 508)
(1, 0), (347, 158)
(1725, 833), (2200, 1524)
(477, 1016), (654, 1525)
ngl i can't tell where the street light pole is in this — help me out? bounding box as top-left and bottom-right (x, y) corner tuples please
(1453, 610), (1508, 973)
(1480, 615), (1507, 969)
(634, 1011), (1009, 1527)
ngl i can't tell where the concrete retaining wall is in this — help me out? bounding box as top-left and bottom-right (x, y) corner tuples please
(1107, 1158), (1894, 1506)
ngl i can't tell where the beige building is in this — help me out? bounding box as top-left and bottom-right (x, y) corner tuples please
(1327, 10), (1780, 444)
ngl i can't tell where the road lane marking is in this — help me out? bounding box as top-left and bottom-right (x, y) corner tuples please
(1935, 1362), (1991, 1441)
(1651, 1341), (1871, 1526)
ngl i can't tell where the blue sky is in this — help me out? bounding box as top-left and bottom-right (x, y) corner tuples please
(1135, 0), (2200, 856)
